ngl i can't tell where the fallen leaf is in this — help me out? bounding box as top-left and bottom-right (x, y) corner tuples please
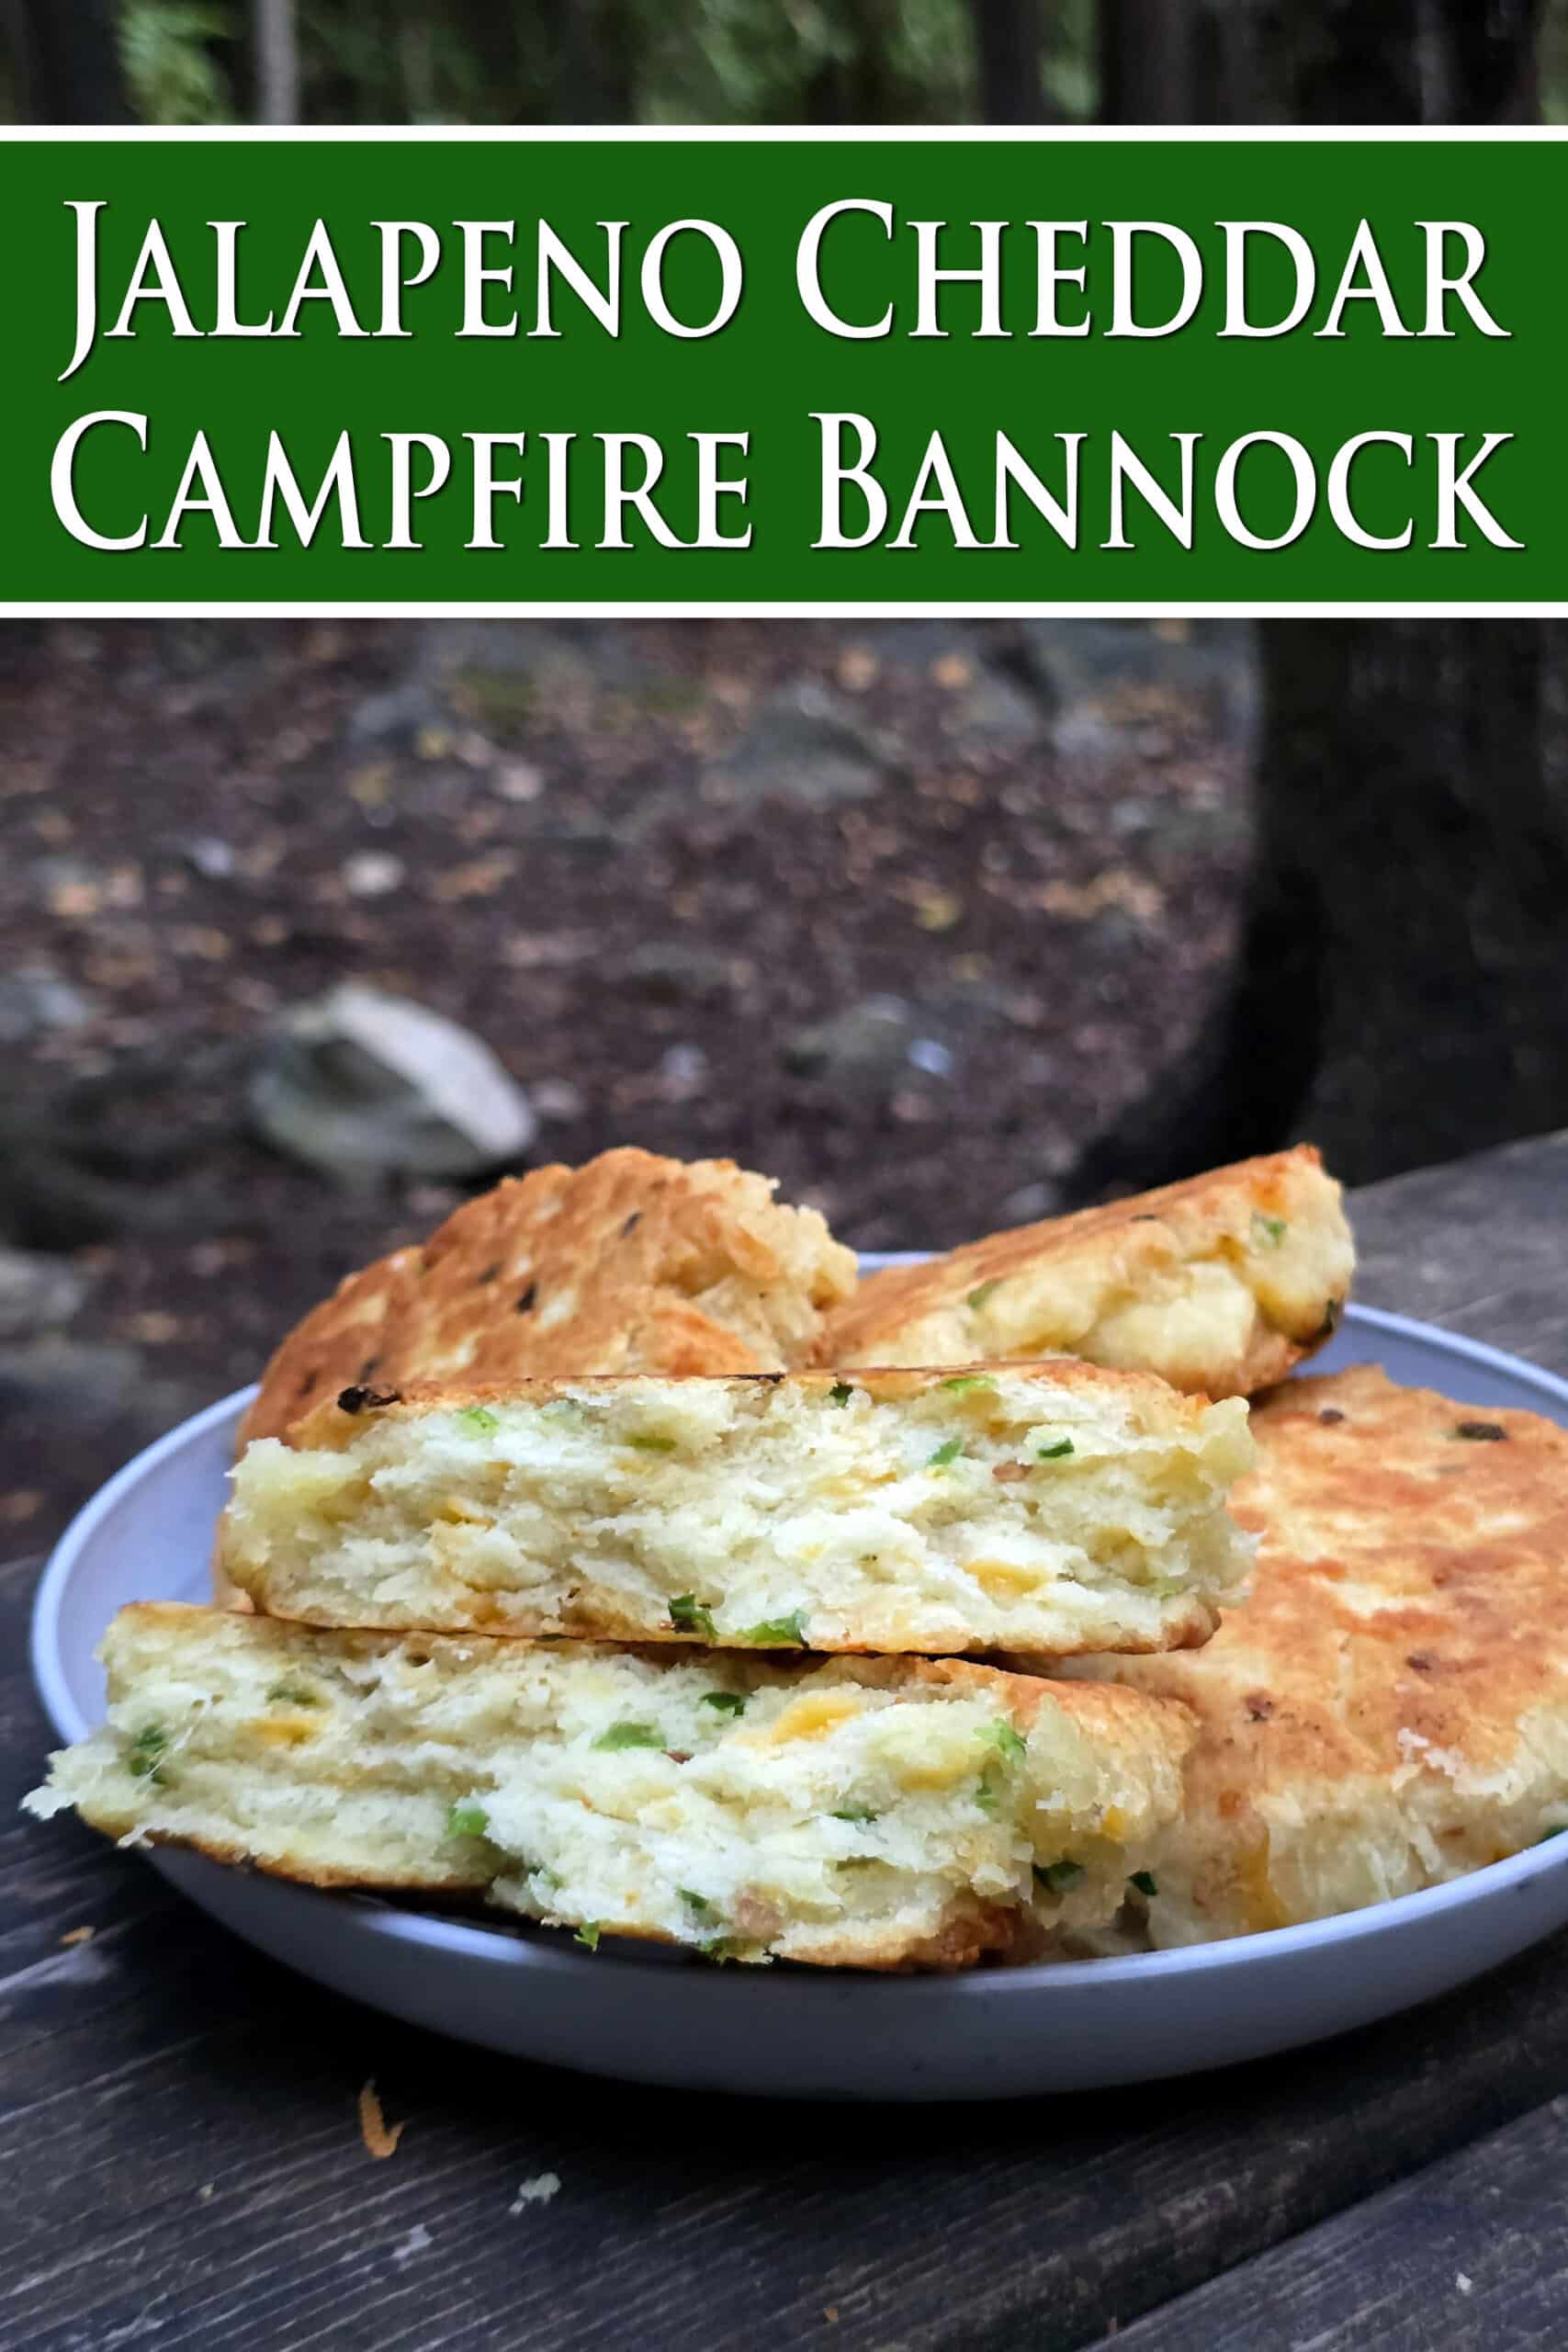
(432, 854), (517, 903)
(127, 1311), (181, 1344)
(47, 879), (103, 920)
(1037, 871), (1165, 924)
(347, 763), (393, 808)
(358, 2080), (404, 2160)
(168, 925), (232, 962)
(913, 888), (964, 933)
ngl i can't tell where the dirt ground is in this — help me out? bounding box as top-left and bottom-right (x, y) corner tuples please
(0, 615), (1255, 1544)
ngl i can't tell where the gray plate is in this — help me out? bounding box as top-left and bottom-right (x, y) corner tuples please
(28, 1301), (1568, 2100)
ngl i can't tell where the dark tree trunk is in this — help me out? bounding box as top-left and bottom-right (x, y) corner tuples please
(13, 0), (130, 120)
(1427, 0), (1543, 122)
(1098, 0), (1198, 123)
(1077, 625), (1568, 1193)
(434, 0), (538, 124)
(803, 0), (908, 122)
(1106, 0), (1544, 127)
(971, 0), (1045, 125)
(1267, 0), (1427, 121)
(554, 0), (641, 122)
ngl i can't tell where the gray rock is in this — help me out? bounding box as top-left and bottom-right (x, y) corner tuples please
(0, 1247), (89, 1340)
(0, 1339), (164, 1430)
(531, 1077), (586, 1122)
(710, 680), (889, 808)
(0, 969), (95, 1047)
(784, 995), (919, 1083)
(907, 1037), (955, 1079)
(181, 835), (237, 880)
(431, 620), (647, 691)
(620, 943), (738, 1001)
(348, 677), (449, 746)
(0, 1340), (211, 1534)
(1014, 618), (1260, 749)
(251, 984), (536, 1182)
(417, 622), (661, 738)
(659, 1043), (708, 1100)
(942, 665), (1049, 749)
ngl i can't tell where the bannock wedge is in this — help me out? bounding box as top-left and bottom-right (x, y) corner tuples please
(1061, 1367), (1568, 1945)
(242, 1148), (857, 1447)
(220, 1364), (1256, 1657)
(27, 1604), (1197, 1971)
(818, 1147), (1353, 1400)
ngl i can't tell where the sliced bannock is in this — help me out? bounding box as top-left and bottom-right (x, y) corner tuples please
(28, 1604), (1197, 1971)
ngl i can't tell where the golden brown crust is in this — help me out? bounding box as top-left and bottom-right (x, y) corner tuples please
(792, 1898), (1048, 1973)
(241, 1149), (855, 1446)
(111, 1825), (1035, 1970)
(1073, 1365), (1568, 1937)
(288, 1353), (1218, 1450)
(818, 1146), (1352, 1398)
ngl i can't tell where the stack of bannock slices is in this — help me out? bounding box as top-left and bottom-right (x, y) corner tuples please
(64, 1138), (1515, 1976)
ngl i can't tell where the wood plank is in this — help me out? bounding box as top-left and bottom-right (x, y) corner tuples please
(1086, 2092), (1568, 2351)
(4, 1135), (1568, 2352)
(1350, 1130), (1568, 1377)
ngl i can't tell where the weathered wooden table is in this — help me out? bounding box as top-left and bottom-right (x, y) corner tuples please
(6, 1131), (1568, 2352)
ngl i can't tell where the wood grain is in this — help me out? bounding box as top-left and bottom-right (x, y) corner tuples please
(4, 1134), (1568, 2352)
(1088, 2093), (1568, 2351)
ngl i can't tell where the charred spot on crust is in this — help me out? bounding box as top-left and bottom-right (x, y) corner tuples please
(621, 1213), (641, 1238)
(336, 1384), (400, 1415)
(1318, 1408), (1346, 1426)
(1453, 1420), (1507, 1442)
(476, 1263), (499, 1285)
(1244, 1692), (1274, 1722)
(356, 1355), (380, 1383)
(1406, 1651), (1438, 1673)
(516, 1283), (537, 1314)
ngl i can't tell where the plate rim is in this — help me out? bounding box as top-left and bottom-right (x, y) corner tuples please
(28, 1299), (1568, 2001)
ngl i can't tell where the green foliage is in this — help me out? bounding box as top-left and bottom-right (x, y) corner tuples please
(1044, 0), (1096, 120)
(72, 0), (1568, 132)
(639, 0), (974, 125)
(119, 4), (238, 124)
